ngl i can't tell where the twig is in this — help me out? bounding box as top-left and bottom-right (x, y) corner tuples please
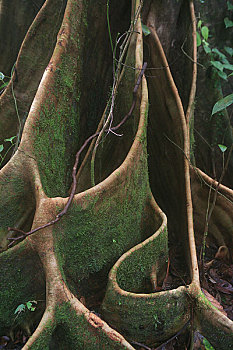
(201, 143), (233, 265)
(194, 128), (212, 150)
(11, 63), (22, 152)
(8, 63), (147, 247)
(181, 38), (205, 69)
(164, 133), (233, 205)
(162, 257), (170, 288)
(130, 340), (151, 350)
(90, 1), (143, 186)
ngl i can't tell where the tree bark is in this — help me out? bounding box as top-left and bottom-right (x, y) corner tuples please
(0, 1), (232, 349)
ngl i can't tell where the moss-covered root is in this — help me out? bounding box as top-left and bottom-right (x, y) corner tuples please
(23, 309), (55, 350)
(0, 152), (36, 251)
(189, 284), (233, 350)
(23, 219), (136, 350)
(0, 0), (66, 165)
(101, 195), (191, 347)
(0, 240), (45, 336)
(25, 301), (136, 350)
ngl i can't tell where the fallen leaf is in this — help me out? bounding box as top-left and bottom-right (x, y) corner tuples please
(202, 288), (227, 316)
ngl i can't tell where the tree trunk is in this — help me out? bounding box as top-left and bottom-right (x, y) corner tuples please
(0, 1), (232, 349)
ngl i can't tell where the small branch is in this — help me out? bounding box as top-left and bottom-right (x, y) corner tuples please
(8, 63), (147, 246)
(162, 257), (170, 289)
(91, 3), (143, 186)
(201, 143), (233, 265)
(164, 133), (233, 205)
(181, 38), (205, 69)
(131, 340), (152, 350)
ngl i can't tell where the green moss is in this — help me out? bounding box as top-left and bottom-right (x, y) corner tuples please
(0, 170), (35, 250)
(102, 286), (190, 346)
(0, 172), (27, 226)
(33, 3), (85, 198)
(33, 85), (79, 198)
(50, 302), (129, 349)
(30, 319), (54, 350)
(196, 294), (233, 350)
(0, 241), (45, 333)
(54, 145), (149, 281)
(116, 226), (168, 292)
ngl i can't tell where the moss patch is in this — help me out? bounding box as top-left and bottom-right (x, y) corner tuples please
(33, 2), (86, 198)
(55, 147), (149, 282)
(0, 241), (45, 333)
(102, 286), (190, 346)
(116, 226), (168, 292)
(49, 302), (129, 349)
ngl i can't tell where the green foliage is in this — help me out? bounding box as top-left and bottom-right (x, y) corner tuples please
(201, 26), (209, 41)
(212, 94), (233, 115)
(14, 304), (26, 315)
(196, 22), (209, 48)
(0, 136), (16, 167)
(224, 46), (233, 56)
(197, 14), (233, 119)
(203, 337), (215, 350)
(227, 1), (233, 10)
(196, 32), (202, 47)
(224, 17), (233, 28)
(14, 300), (37, 316)
(225, 1), (233, 28)
(0, 71), (10, 92)
(218, 144), (227, 153)
(197, 20), (233, 81)
(141, 22), (151, 36)
(4, 136), (16, 144)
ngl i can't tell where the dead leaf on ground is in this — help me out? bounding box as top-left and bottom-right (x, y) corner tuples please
(202, 288), (227, 316)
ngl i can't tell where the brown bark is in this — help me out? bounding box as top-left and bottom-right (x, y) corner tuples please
(0, 1), (232, 349)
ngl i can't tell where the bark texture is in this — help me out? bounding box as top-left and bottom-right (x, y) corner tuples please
(0, 1), (232, 349)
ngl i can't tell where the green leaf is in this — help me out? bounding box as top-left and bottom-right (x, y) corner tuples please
(201, 26), (209, 40)
(228, 72), (233, 77)
(198, 20), (202, 28)
(0, 81), (8, 89)
(224, 46), (233, 56)
(218, 144), (227, 153)
(227, 1), (233, 11)
(26, 301), (32, 309)
(4, 136), (16, 144)
(0, 72), (5, 80)
(224, 17), (233, 28)
(212, 48), (227, 60)
(196, 32), (201, 47)
(0, 145), (4, 153)
(212, 94), (233, 115)
(141, 22), (151, 36)
(217, 71), (228, 81)
(26, 300), (37, 311)
(14, 304), (26, 314)
(223, 63), (233, 71)
(203, 44), (211, 54)
(203, 337), (215, 350)
(210, 61), (224, 71)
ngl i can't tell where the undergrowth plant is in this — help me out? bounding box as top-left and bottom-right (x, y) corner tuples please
(0, 71), (10, 94)
(197, 1), (233, 114)
(0, 64), (21, 168)
(196, 3), (233, 268)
